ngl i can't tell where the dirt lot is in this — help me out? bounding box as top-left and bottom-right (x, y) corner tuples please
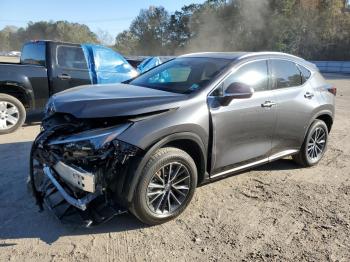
(0, 74), (349, 261)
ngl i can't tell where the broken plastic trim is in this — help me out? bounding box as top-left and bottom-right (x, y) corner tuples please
(43, 165), (100, 210)
(53, 161), (96, 193)
(30, 118), (141, 226)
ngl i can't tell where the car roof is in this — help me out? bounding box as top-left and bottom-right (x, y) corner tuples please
(179, 52), (317, 71)
(179, 51), (307, 60)
(179, 52), (249, 60)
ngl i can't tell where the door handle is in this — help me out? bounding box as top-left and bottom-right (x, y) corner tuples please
(261, 101), (277, 108)
(58, 74), (72, 80)
(304, 92), (314, 99)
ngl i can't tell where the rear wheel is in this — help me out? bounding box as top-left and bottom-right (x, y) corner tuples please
(293, 120), (328, 167)
(131, 147), (197, 225)
(0, 94), (26, 134)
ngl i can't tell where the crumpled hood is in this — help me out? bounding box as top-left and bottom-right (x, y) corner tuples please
(51, 83), (186, 118)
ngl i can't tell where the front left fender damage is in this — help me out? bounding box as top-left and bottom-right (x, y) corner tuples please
(29, 114), (142, 227)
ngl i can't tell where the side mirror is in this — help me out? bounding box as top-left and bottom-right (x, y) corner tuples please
(217, 82), (254, 106)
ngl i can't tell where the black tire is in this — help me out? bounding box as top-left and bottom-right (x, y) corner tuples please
(131, 147), (198, 225)
(0, 94), (26, 134)
(293, 119), (328, 167)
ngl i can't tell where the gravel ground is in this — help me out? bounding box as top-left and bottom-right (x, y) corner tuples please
(0, 74), (349, 262)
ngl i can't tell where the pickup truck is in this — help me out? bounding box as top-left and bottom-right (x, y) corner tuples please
(0, 40), (138, 134)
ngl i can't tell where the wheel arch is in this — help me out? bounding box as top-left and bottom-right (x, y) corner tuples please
(0, 82), (34, 109)
(125, 132), (207, 203)
(315, 113), (333, 132)
(299, 110), (333, 149)
(310, 110), (333, 133)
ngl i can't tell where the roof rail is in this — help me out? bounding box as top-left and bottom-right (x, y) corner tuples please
(238, 51), (303, 60)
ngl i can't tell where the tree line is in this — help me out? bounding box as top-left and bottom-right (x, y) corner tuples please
(115, 0), (350, 60)
(0, 21), (99, 52)
(1, 0), (349, 60)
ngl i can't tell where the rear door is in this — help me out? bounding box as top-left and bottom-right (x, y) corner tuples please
(50, 43), (91, 95)
(269, 59), (318, 155)
(208, 59), (277, 176)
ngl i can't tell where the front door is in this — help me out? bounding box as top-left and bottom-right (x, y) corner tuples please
(208, 59), (277, 175)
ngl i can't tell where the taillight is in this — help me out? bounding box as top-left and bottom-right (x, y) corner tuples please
(328, 86), (337, 96)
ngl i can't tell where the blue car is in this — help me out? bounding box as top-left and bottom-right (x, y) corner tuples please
(82, 44), (138, 84)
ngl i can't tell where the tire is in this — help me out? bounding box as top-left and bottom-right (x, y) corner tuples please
(131, 147), (198, 225)
(293, 119), (328, 167)
(0, 94), (26, 134)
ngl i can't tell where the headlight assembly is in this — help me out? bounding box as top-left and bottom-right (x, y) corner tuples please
(48, 123), (132, 154)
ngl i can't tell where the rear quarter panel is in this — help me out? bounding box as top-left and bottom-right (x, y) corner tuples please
(310, 72), (335, 115)
(307, 71), (335, 130)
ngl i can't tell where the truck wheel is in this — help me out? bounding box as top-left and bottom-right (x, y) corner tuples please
(0, 94), (26, 134)
(131, 147), (197, 225)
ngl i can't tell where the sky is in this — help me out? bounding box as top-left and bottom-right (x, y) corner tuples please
(0, 0), (204, 38)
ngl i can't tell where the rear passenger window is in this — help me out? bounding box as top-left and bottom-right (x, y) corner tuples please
(57, 45), (88, 69)
(21, 42), (46, 66)
(297, 64), (311, 84)
(271, 60), (302, 89)
(223, 60), (269, 92)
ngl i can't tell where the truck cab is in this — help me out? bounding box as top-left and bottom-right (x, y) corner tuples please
(0, 40), (137, 134)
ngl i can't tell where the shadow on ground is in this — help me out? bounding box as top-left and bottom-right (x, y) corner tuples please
(23, 113), (43, 127)
(0, 140), (146, 245)
(254, 158), (300, 171)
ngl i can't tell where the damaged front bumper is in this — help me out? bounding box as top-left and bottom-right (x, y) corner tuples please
(43, 165), (99, 211)
(29, 118), (141, 227)
(53, 161), (96, 194)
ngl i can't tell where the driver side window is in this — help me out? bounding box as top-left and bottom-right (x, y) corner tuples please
(222, 60), (269, 94)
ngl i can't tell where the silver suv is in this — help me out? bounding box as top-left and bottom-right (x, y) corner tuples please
(30, 52), (335, 226)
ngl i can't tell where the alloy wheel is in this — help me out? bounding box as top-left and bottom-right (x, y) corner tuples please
(0, 101), (20, 130)
(307, 126), (326, 161)
(146, 162), (191, 215)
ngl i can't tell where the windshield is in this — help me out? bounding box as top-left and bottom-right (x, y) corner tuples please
(129, 57), (232, 94)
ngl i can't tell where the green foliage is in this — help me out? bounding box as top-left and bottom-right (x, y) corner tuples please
(128, 6), (170, 55)
(1, 1), (349, 60)
(115, 30), (139, 55)
(114, 0), (350, 60)
(0, 21), (99, 51)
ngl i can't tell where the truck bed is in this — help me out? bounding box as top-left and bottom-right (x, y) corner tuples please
(0, 63), (49, 110)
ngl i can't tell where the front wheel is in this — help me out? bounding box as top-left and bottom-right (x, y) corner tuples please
(293, 119), (328, 167)
(0, 94), (26, 134)
(131, 147), (197, 225)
